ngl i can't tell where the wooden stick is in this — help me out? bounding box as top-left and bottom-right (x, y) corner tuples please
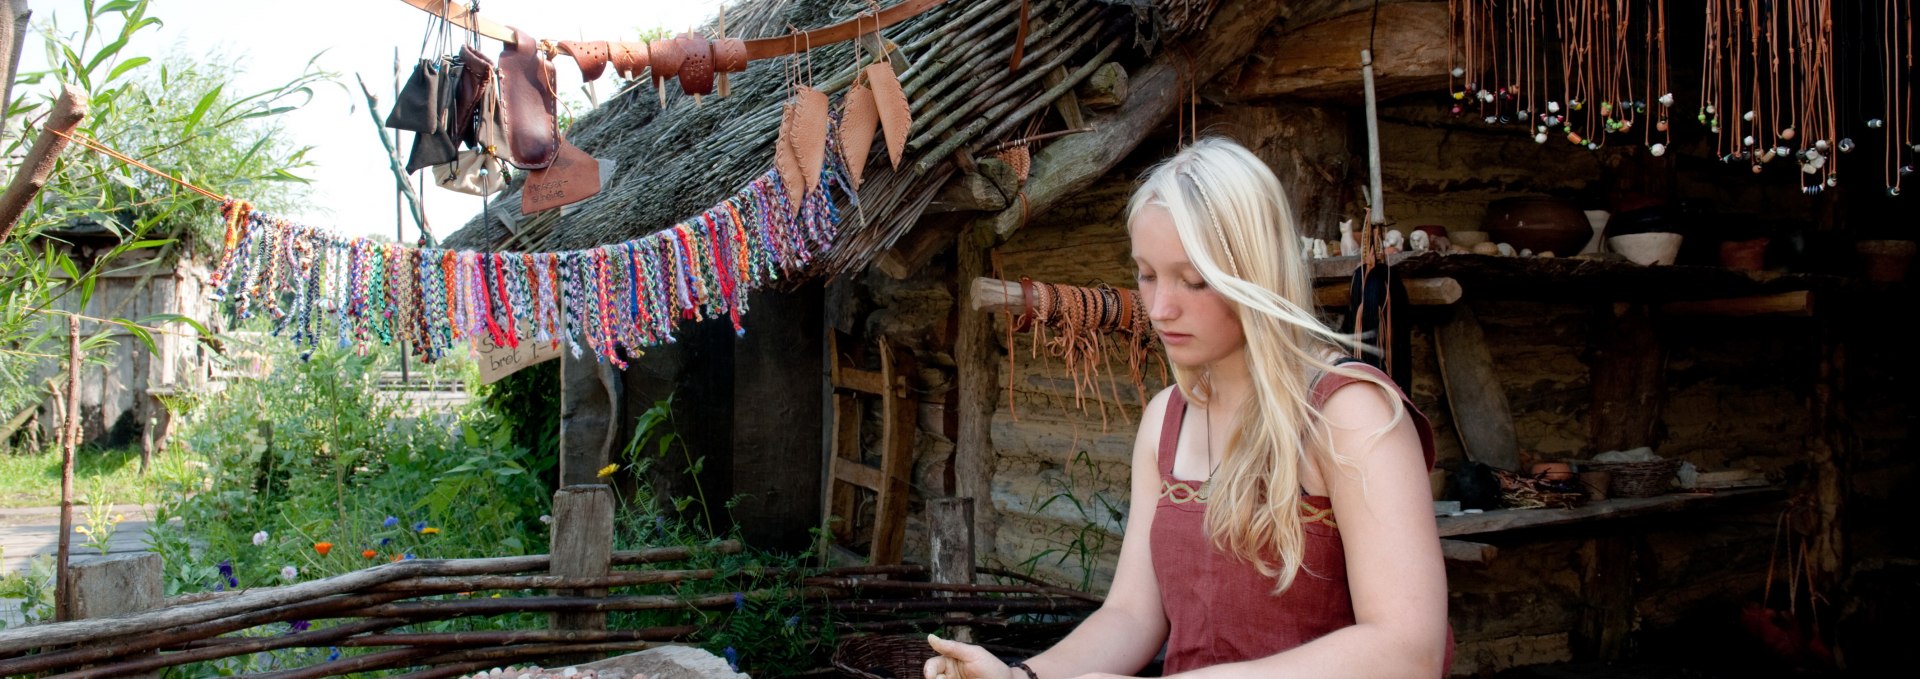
(367, 569), (719, 593)
(55, 314), (79, 622)
(43, 618), (408, 679)
(0, 85), (87, 242)
(966, 276), (1462, 314)
(354, 74), (429, 238)
(0, 543), (737, 655)
(0, 592), (413, 676)
(334, 626), (698, 648)
(800, 577), (1104, 603)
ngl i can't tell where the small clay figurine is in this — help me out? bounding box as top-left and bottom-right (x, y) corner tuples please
(1383, 229), (1406, 250)
(1339, 220), (1359, 257)
(1496, 243), (1517, 257)
(1409, 229), (1430, 252)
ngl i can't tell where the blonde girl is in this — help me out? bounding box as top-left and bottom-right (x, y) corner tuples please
(926, 137), (1451, 679)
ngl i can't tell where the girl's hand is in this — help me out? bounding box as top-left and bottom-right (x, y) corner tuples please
(923, 634), (1013, 679)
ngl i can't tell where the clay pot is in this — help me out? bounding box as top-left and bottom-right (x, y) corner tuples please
(1719, 237), (1769, 271)
(1530, 461), (1575, 482)
(1610, 232), (1684, 266)
(1857, 240), (1916, 283)
(1483, 196), (1593, 256)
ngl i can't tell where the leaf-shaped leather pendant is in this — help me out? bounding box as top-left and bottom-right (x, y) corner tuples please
(791, 85), (830, 200)
(840, 83), (880, 188)
(864, 60), (911, 169)
(774, 97), (806, 212)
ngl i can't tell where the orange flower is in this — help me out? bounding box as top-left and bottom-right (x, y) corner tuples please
(313, 542), (333, 556)
(391, 553), (404, 562)
(362, 549), (378, 559)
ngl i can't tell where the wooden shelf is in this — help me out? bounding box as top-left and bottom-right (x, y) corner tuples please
(1308, 252), (1863, 306)
(1435, 487), (1783, 539)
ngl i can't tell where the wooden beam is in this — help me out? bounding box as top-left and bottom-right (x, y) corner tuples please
(0, 85), (88, 243)
(970, 275), (1462, 315)
(1589, 303), (1664, 453)
(952, 234), (1000, 564)
(549, 485), (614, 665)
(1439, 539), (1498, 564)
(1312, 277), (1462, 307)
(1434, 488), (1781, 538)
(1574, 535), (1635, 660)
(1660, 291), (1813, 317)
(977, 0), (1299, 242)
(1221, 1), (1453, 103)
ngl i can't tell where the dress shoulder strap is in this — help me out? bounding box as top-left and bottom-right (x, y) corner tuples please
(1156, 388), (1187, 476)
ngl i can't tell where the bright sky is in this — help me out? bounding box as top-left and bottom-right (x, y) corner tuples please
(20, 0), (726, 242)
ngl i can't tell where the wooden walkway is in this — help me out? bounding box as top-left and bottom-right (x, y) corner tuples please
(0, 505), (157, 626)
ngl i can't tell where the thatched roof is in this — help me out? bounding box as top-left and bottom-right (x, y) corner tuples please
(443, 0), (1140, 277)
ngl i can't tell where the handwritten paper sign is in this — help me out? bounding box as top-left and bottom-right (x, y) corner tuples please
(474, 332), (564, 385)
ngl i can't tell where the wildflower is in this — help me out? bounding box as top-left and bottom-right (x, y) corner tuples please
(217, 559), (238, 588)
(403, 553), (415, 560)
(412, 521), (427, 533)
(539, 514), (552, 525)
(420, 526), (440, 535)
(378, 537), (391, 547)
(287, 620), (310, 633)
(110, 514), (124, 524)
(785, 615), (800, 628)
(327, 647), (341, 662)
(733, 592), (746, 611)
(383, 516), (399, 528)
(362, 549), (378, 559)
(390, 553), (404, 563)
(280, 566), (298, 581)
(253, 531), (269, 546)
(75, 526), (91, 535)
(724, 646), (739, 672)
(597, 463), (619, 478)
(313, 542), (333, 556)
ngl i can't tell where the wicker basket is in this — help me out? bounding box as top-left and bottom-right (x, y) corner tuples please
(1577, 459), (1682, 498)
(833, 634), (941, 679)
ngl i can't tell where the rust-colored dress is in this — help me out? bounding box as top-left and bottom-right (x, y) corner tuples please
(1149, 362), (1452, 675)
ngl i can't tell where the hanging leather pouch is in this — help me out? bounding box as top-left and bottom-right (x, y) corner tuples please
(453, 44), (495, 148)
(497, 26), (559, 170)
(386, 58), (442, 132)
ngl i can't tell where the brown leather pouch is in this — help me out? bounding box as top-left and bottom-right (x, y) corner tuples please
(497, 26), (559, 170)
(453, 44), (495, 148)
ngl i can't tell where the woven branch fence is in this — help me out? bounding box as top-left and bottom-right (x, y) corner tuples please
(0, 542), (1096, 678)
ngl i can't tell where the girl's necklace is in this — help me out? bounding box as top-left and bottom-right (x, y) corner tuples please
(1197, 403), (1221, 502)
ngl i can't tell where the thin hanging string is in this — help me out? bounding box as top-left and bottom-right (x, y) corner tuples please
(46, 128), (226, 202)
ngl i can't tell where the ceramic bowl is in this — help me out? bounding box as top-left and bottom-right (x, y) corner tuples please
(1609, 232), (1683, 266)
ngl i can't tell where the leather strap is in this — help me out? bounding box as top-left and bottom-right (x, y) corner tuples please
(402, 0), (946, 60)
(743, 0), (947, 60)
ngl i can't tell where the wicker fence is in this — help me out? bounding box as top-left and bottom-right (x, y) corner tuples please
(0, 493), (1096, 678)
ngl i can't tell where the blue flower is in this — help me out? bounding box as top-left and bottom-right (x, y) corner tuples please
(412, 521), (427, 533)
(378, 537), (391, 547)
(383, 516), (399, 528)
(217, 559), (238, 588)
(785, 615), (800, 628)
(733, 592), (745, 611)
(403, 552), (415, 560)
(327, 647), (341, 662)
(288, 620), (310, 633)
(724, 646), (739, 672)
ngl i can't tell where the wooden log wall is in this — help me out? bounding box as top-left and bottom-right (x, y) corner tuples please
(38, 249), (217, 449)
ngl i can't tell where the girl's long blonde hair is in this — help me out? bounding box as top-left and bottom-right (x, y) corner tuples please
(1127, 137), (1405, 593)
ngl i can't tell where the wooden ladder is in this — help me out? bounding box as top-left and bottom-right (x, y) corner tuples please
(823, 333), (917, 565)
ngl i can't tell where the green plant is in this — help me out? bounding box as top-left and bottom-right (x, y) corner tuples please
(0, 556), (57, 628)
(622, 393), (722, 535)
(1013, 450), (1127, 592)
(73, 479), (125, 555)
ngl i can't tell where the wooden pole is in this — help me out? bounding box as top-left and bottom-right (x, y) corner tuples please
(549, 484), (614, 665)
(930, 497), (977, 642)
(952, 233), (1000, 569)
(0, 85), (88, 242)
(56, 314), (80, 622)
(967, 276), (1461, 313)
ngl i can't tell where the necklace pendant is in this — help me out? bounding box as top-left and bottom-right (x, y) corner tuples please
(1196, 479), (1211, 502)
